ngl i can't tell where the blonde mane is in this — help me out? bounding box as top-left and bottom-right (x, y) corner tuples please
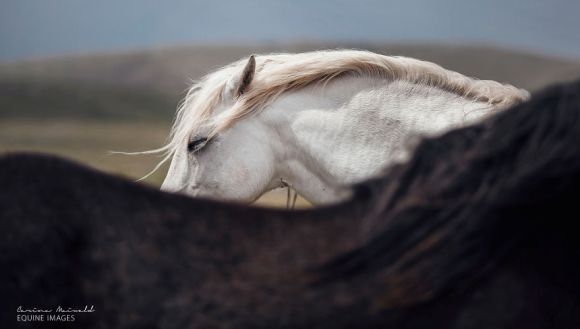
(141, 49), (529, 178)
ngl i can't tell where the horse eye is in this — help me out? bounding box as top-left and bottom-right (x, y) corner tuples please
(188, 137), (208, 153)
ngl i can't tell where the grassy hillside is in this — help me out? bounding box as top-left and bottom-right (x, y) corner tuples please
(2, 43), (579, 96)
(0, 78), (175, 120)
(1, 43), (579, 207)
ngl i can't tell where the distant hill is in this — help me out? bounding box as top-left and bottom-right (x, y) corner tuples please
(0, 78), (175, 121)
(3, 43), (580, 94)
(2, 43), (580, 121)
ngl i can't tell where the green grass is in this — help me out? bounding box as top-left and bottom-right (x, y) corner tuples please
(0, 120), (171, 185)
(0, 78), (176, 121)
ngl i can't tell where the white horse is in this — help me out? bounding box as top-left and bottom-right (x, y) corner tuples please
(151, 50), (529, 204)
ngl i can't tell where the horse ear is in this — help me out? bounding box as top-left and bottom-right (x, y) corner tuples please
(235, 55), (256, 97)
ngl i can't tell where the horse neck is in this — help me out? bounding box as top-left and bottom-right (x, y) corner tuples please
(258, 76), (499, 205)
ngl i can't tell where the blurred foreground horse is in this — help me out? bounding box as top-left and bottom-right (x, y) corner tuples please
(1, 80), (579, 328)
(151, 50), (529, 204)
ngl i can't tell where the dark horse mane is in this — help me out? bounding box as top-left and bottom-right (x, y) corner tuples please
(320, 79), (580, 313)
(1, 80), (580, 328)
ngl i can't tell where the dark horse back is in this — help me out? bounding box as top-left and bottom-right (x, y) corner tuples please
(2, 80), (580, 328)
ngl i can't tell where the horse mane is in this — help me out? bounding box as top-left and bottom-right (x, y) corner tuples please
(226, 50), (529, 130)
(143, 49), (530, 179)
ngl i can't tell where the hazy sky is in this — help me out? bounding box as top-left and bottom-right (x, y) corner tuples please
(1, 0), (579, 60)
